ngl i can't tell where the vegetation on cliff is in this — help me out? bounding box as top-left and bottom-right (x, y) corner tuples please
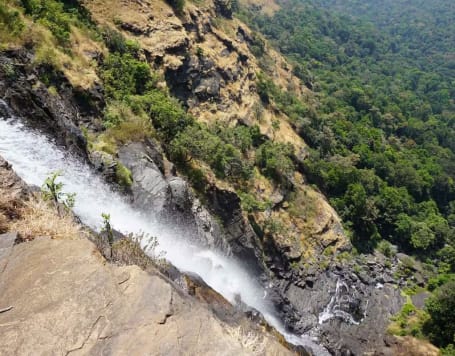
(238, 0), (455, 349)
(1, 0), (454, 351)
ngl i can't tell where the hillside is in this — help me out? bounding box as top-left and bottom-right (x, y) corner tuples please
(0, 155), (291, 355)
(0, 0), (454, 354)
(239, 0), (455, 353)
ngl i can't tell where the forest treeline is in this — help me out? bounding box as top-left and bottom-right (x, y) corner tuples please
(238, 0), (455, 350)
(239, 0), (455, 260)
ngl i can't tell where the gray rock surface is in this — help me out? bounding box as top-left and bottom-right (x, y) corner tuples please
(119, 143), (170, 215)
(0, 232), (17, 273)
(0, 236), (291, 356)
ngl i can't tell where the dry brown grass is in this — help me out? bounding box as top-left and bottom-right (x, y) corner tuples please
(64, 26), (104, 89)
(392, 336), (439, 356)
(111, 238), (152, 270)
(28, 25), (102, 89)
(91, 105), (154, 155)
(11, 198), (82, 241)
(109, 117), (153, 143)
(226, 326), (266, 355)
(0, 212), (8, 234)
(0, 190), (23, 233)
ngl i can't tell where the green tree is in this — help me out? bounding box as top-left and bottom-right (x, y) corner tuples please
(255, 141), (294, 183)
(101, 213), (114, 246)
(424, 280), (455, 347)
(166, 0), (185, 14)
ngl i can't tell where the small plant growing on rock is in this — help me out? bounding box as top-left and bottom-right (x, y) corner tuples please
(41, 171), (76, 210)
(101, 213), (114, 246)
(377, 240), (396, 258)
(111, 232), (166, 269)
(1, 63), (16, 80)
(196, 46), (204, 57)
(115, 162), (133, 188)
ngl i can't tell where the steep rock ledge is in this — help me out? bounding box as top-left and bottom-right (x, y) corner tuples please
(0, 155), (292, 355)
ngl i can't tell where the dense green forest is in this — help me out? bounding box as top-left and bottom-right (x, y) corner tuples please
(239, 0), (455, 257)
(238, 0), (455, 349)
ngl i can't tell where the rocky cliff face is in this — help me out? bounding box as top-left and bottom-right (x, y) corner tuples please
(0, 155), (292, 356)
(0, 0), (415, 354)
(80, 0), (348, 265)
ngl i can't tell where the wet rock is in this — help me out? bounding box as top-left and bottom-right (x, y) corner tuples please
(296, 312), (318, 333)
(89, 150), (117, 183)
(168, 177), (191, 213)
(118, 143), (170, 215)
(262, 250), (404, 355)
(357, 271), (372, 285)
(0, 50), (90, 157)
(205, 185), (263, 273)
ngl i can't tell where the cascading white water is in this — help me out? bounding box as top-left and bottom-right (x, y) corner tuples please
(318, 279), (365, 325)
(0, 107), (330, 355)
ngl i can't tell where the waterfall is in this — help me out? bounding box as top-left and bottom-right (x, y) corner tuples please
(318, 278), (367, 325)
(0, 105), (331, 355)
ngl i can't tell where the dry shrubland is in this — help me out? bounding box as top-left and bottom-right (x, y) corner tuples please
(0, 189), (23, 233)
(0, 187), (81, 241)
(10, 197), (82, 241)
(226, 326), (267, 355)
(0, 212), (8, 233)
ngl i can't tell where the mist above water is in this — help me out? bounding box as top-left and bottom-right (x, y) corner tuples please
(0, 110), (330, 355)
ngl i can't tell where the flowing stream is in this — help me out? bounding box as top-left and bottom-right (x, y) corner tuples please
(319, 279), (360, 325)
(0, 104), (330, 355)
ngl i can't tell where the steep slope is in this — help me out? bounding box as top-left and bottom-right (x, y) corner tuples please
(0, 0), (430, 354)
(238, 0), (455, 353)
(80, 0), (348, 262)
(0, 155), (291, 355)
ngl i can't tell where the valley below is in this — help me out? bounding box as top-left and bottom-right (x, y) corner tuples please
(1, 0), (454, 355)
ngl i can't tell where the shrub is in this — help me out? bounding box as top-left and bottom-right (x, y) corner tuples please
(170, 124), (252, 180)
(427, 273), (455, 291)
(115, 162), (133, 188)
(21, 0), (73, 46)
(0, 1), (24, 46)
(131, 90), (192, 142)
(101, 27), (140, 55)
(186, 167), (207, 191)
(238, 192), (270, 213)
(424, 280), (455, 347)
(255, 141), (294, 183)
(103, 100), (135, 127)
(41, 171), (76, 209)
(440, 344), (455, 356)
(166, 0), (185, 14)
(377, 240), (396, 258)
(101, 53), (152, 100)
(210, 123), (262, 153)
